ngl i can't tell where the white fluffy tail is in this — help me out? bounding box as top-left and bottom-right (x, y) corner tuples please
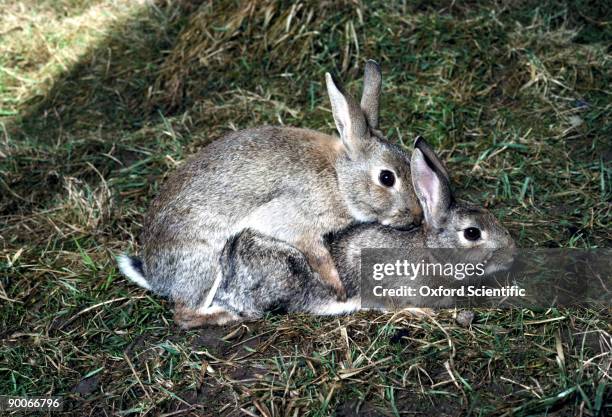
(312, 297), (361, 316)
(117, 254), (151, 290)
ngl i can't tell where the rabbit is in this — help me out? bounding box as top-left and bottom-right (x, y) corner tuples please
(200, 137), (516, 324)
(118, 60), (423, 327)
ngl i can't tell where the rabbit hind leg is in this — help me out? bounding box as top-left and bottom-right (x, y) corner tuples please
(294, 235), (347, 302)
(174, 303), (241, 328)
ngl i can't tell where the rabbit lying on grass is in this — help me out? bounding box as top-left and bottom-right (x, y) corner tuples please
(192, 138), (516, 326)
(119, 61), (424, 327)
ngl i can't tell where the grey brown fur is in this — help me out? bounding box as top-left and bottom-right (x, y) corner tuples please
(121, 138), (515, 326)
(118, 61), (423, 325)
(202, 138), (516, 322)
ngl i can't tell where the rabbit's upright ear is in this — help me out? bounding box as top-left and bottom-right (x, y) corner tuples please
(325, 73), (368, 154)
(411, 147), (453, 227)
(414, 136), (450, 183)
(360, 60), (382, 129)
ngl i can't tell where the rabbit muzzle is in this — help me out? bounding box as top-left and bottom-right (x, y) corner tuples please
(380, 204), (423, 228)
(482, 245), (517, 275)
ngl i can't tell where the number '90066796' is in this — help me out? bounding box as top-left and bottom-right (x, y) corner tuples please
(0, 396), (63, 411)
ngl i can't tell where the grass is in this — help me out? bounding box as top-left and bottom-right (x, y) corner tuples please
(0, 0), (610, 415)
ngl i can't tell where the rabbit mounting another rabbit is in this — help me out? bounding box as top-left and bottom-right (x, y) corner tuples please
(206, 137), (516, 324)
(118, 60), (424, 327)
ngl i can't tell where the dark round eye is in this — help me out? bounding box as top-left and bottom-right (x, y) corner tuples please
(464, 227), (481, 241)
(379, 170), (395, 187)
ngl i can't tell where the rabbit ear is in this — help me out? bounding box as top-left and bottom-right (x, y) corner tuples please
(360, 60), (381, 129)
(413, 136), (450, 183)
(411, 147), (453, 227)
(325, 72), (368, 154)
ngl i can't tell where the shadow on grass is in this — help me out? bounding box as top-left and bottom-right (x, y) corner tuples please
(1, 1), (201, 219)
(17, 0), (199, 136)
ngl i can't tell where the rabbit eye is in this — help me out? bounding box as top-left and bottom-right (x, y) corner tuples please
(464, 227), (481, 241)
(379, 170), (395, 187)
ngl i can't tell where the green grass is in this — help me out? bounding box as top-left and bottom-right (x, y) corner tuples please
(0, 0), (610, 415)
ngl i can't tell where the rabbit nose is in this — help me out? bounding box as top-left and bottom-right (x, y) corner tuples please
(506, 233), (517, 250)
(508, 241), (517, 258)
(411, 204), (423, 225)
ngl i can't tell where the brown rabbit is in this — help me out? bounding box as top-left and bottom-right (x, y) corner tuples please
(118, 61), (422, 327)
